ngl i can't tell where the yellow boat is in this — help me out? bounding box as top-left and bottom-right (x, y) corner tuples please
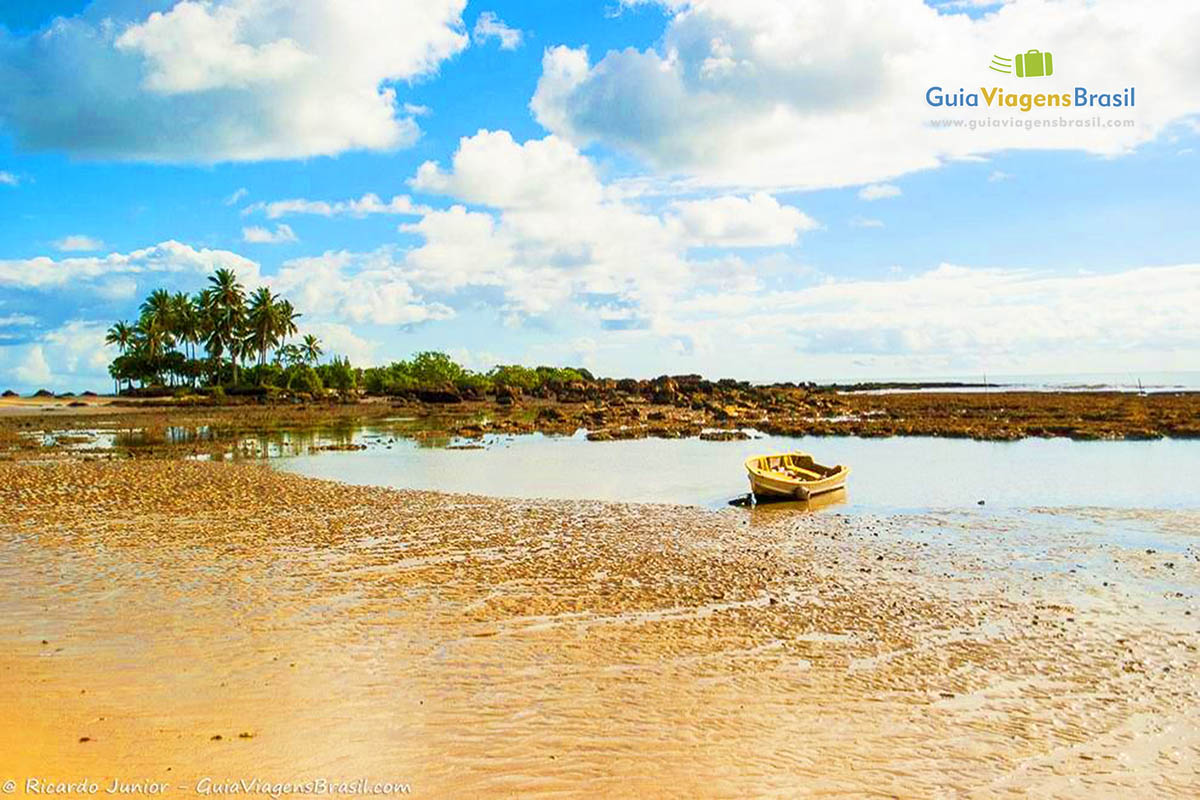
(745, 452), (850, 501)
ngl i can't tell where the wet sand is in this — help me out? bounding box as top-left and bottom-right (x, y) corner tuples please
(2, 460), (1198, 797)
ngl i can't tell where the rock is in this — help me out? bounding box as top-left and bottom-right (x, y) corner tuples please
(586, 427), (647, 442)
(455, 424), (486, 438)
(555, 381), (590, 403)
(669, 374), (705, 394)
(536, 406), (566, 422)
(2, 389), (18, 397)
(650, 376), (679, 405)
(416, 384), (462, 404)
(709, 404), (743, 421)
(33, 389), (53, 398)
(495, 384), (520, 406)
(699, 430), (750, 441)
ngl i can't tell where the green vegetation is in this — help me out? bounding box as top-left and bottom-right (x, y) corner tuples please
(361, 357), (592, 397)
(107, 269), (322, 394)
(107, 269), (595, 400)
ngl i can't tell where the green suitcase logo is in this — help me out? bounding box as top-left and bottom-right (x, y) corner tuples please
(989, 50), (1054, 78)
(1015, 49), (1053, 77)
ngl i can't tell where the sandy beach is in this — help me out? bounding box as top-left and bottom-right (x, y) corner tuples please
(4, 0), (1200, 796)
(2, 459), (1198, 797)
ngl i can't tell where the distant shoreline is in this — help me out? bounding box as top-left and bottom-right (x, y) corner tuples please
(5, 378), (1198, 403)
(2, 384), (1198, 454)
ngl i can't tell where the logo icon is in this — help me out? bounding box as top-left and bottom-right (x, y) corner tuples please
(989, 49), (1054, 78)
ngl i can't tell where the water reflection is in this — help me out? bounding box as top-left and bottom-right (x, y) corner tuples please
(735, 488), (849, 517)
(27, 420), (1200, 512)
(277, 430), (1200, 512)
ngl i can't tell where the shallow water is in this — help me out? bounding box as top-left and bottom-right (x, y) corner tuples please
(277, 430), (1200, 511)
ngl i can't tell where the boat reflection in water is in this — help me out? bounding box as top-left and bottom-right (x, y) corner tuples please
(730, 487), (848, 519)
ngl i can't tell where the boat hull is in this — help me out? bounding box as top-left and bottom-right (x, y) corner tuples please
(745, 452), (850, 501)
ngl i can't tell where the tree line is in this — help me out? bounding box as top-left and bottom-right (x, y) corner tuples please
(105, 268), (593, 398)
(106, 268), (324, 394)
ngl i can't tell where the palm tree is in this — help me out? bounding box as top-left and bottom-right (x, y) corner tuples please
(300, 334), (323, 365)
(198, 289), (223, 384)
(140, 288), (174, 334)
(170, 292), (201, 386)
(277, 299), (300, 359)
(276, 343), (302, 368)
(105, 320), (135, 353)
(133, 290), (177, 385)
(231, 334), (254, 383)
(133, 315), (172, 385)
(246, 286), (283, 375)
(105, 321), (135, 393)
(105, 269), (328, 394)
(203, 268), (246, 385)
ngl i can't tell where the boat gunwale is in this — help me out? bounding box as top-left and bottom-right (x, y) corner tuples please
(745, 451), (850, 499)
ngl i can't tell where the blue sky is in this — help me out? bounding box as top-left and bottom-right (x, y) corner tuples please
(1, 0), (1199, 391)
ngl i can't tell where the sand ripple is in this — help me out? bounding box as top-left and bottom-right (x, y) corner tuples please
(1, 461), (1197, 797)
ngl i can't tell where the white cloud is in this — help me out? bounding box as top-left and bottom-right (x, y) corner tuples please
(407, 130), (822, 320)
(14, 345), (52, 387)
(931, 0), (1016, 11)
(42, 319), (114, 374)
(988, 170), (1013, 182)
(246, 193), (429, 219)
(473, 11), (522, 50)
(52, 234), (105, 252)
(850, 217), (885, 228)
(95, 277), (140, 302)
(410, 131), (698, 317)
(224, 187), (249, 205)
(303, 321), (378, 365)
(269, 250), (455, 326)
(655, 262), (1200, 377)
(0, 321), (114, 392)
(0, 172), (18, 187)
(532, 0), (1200, 189)
(242, 224), (298, 244)
(0, 0), (469, 163)
(858, 183), (902, 201)
(412, 130), (604, 210)
(0, 314), (37, 327)
(400, 205), (513, 291)
(115, 2), (312, 94)
(669, 193), (818, 246)
(0, 241), (260, 291)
